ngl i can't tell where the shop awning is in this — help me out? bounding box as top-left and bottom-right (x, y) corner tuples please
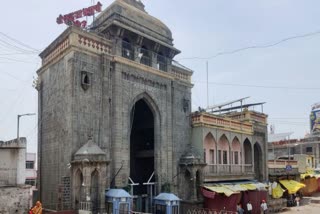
(204, 186), (238, 197)
(203, 182), (268, 197)
(279, 180), (306, 194)
(272, 183), (285, 199)
(240, 183), (257, 190)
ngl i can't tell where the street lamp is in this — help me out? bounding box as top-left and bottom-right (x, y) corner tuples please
(16, 113), (35, 185)
(17, 113), (36, 140)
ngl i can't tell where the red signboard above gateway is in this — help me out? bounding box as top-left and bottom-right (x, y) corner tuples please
(56, 2), (102, 28)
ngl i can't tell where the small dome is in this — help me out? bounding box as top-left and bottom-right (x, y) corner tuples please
(105, 189), (132, 198)
(74, 137), (106, 162)
(94, 0), (173, 45)
(154, 193), (181, 201)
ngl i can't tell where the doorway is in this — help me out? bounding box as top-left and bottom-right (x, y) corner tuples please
(130, 99), (155, 196)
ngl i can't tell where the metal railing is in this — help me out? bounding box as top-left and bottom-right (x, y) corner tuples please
(157, 55), (167, 72)
(157, 61), (167, 72)
(122, 40), (134, 60)
(120, 40), (169, 72)
(140, 55), (151, 66)
(80, 201), (92, 211)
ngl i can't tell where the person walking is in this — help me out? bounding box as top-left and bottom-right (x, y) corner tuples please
(246, 200), (252, 214)
(260, 200), (268, 214)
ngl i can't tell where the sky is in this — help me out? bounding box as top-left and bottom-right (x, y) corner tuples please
(1, 0), (320, 153)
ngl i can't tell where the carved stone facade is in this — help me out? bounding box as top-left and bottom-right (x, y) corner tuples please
(37, 0), (268, 212)
(37, 0), (192, 212)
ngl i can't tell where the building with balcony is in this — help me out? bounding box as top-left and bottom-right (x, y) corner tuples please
(192, 107), (268, 183)
(189, 103), (269, 213)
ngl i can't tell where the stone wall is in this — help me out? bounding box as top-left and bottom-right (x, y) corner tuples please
(0, 138), (26, 186)
(38, 52), (74, 208)
(0, 186), (31, 214)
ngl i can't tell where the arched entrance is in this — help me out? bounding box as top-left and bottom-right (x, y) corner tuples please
(254, 143), (263, 181)
(130, 99), (155, 195)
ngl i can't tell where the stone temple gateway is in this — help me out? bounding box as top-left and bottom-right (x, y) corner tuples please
(37, 0), (194, 212)
(37, 0), (268, 213)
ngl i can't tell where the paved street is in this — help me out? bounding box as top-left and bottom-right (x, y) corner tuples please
(281, 192), (320, 214)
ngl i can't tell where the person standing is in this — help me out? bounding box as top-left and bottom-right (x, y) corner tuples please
(295, 196), (300, 207)
(260, 200), (268, 214)
(246, 200), (252, 214)
(237, 203), (244, 214)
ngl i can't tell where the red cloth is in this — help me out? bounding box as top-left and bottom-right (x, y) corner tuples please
(204, 193), (241, 212)
(201, 187), (216, 199)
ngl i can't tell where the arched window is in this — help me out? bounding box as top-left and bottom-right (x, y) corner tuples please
(81, 71), (91, 91)
(204, 133), (216, 165)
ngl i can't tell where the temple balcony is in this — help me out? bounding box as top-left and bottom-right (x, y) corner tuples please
(204, 164), (255, 182)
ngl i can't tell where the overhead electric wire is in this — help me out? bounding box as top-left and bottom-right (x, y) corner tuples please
(178, 30), (320, 61)
(0, 32), (40, 52)
(0, 56), (38, 64)
(0, 52), (38, 56)
(193, 80), (320, 91)
(0, 38), (37, 54)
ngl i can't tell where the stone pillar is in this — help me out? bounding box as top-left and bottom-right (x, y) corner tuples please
(113, 38), (122, 56)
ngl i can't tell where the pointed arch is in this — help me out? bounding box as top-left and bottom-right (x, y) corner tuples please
(129, 92), (161, 195)
(129, 92), (161, 122)
(231, 136), (241, 165)
(254, 142), (263, 181)
(184, 169), (192, 200)
(243, 138), (252, 164)
(74, 169), (84, 208)
(203, 132), (216, 164)
(218, 134), (230, 165)
(91, 169), (99, 210)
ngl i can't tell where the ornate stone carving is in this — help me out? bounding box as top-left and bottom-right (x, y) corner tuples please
(122, 71), (167, 90)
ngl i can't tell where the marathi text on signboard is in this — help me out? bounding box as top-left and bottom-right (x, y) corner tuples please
(56, 2), (102, 28)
